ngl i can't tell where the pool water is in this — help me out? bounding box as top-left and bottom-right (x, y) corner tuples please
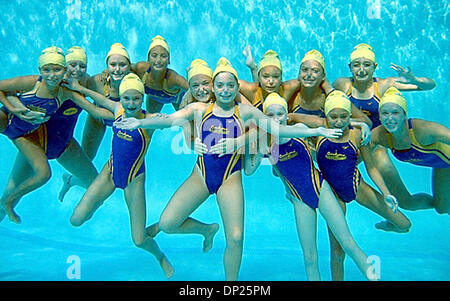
(0, 0), (449, 281)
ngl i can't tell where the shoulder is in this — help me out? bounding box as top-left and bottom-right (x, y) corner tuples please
(333, 77), (352, 92)
(371, 124), (389, 147)
(167, 68), (188, 89)
(133, 61), (150, 78)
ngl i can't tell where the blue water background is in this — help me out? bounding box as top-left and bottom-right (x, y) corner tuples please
(0, 0), (448, 280)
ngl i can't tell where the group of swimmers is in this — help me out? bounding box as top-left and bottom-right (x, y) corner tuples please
(0, 35), (448, 281)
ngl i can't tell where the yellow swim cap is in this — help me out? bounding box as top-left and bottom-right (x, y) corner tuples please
(350, 43), (377, 64)
(212, 57), (238, 81)
(301, 49), (325, 71)
(379, 87), (407, 114)
(106, 43), (130, 64)
(263, 92), (288, 113)
(38, 46), (66, 69)
(187, 59), (213, 82)
(324, 90), (352, 116)
(147, 35), (170, 58)
(258, 50), (282, 74)
(119, 73), (145, 96)
(65, 46), (87, 64)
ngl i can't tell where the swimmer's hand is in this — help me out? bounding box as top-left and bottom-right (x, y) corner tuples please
(390, 63), (416, 84)
(384, 195), (399, 213)
(113, 117), (141, 130)
(242, 45), (257, 70)
(359, 122), (371, 145)
(316, 127), (343, 139)
(210, 137), (240, 157)
(194, 137), (208, 155)
(61, 78), (83, 92)
(14, 107), (48, 124)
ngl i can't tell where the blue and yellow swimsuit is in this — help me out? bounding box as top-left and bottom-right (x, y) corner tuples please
(271, 138), (323, 209)
(97, 77), (120, 127)
(289, 89), (326, 116)
(109, 108), (150, 189)
(25, 98), (82, 159)
(1, 77), (61, 140)
(143, 67), (185, 104)
(346, 78), (382, 129)
(387, 118), (450, 168)
(251, 86), (285, 112)
(196, 102), (244, 194)
(316, 127), (361, 202)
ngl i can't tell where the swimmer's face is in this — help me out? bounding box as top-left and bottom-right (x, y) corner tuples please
(299, 60), (325, 88)
(326, 108), (351, 130)
(189, 74), (213, 103)
(39, 64), (66, 88)
(265, 104), (287, 125)
(213, 72), (239, 104)
(379, 103), (407, 133)
(148, 46), (170, 70)
(120, 89), (144, 117)
(66, 60), (87, 79)
(258, 66), (282, 93)
(349, 58), (377, 81)
(107, 54), (131, 82)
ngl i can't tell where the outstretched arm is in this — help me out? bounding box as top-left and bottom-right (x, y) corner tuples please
(67, 89), (115, 120)
(381, 63), (436, 92)
(242, 45), (259, 82)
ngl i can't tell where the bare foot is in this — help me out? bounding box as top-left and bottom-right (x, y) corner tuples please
(3, 203), (21, 224)
(375, 220), (409, 233)
(146, 223), (161, 238)
(203, 223), (219, 253)
(160, 255), (174, 279)
(58, 173), (73, 202)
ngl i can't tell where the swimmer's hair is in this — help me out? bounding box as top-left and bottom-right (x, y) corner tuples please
(187, 59), (213, 82)
(147, 35), (170, 62)
(119, 73), (145, 96)
(324, 90), (352, 116)
(212, 57), (238, 82)
(66, 46), (87, 65)
(38, 46), (66, 69)
(258, 50), (282, 75)
(350, 43), (377, 64)
(263, 92), (288, 114)
(301, 49), (325, 72)
(379, 87), (407, 114)
(106, 43), (131, 65)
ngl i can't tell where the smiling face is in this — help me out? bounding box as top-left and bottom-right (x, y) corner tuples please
(298, 60), (325, 88)
(39, 63), (66, 88)
(379, 102), (407, 133)
(213, 72), (239, 105)
(349, 58), (377, 82)
(120, 89), (144, 117)
(66, 60), (87, 79)
(148, 45), (169, 71)
(189, 74), (213, 103)
(326, 108), (351, 130)
(265, 104), (287, 125)
(258, 65), (282, 93)
(107, 54), (131, 82)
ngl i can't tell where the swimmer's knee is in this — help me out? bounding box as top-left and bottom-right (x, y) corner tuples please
(226, 228), (243, 247)
(132, 234), (146, 247)
(158, 215), (179, 234)
(70, 214), (84, 227)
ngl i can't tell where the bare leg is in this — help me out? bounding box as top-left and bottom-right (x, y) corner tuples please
(70, 163), (115, 226)
(216, 171), (244, 281)
(0, 153), (33, 223)
(124, 173), (174, 279)
(1, 137), (51, 223)
(327, 198), (347, 281)
(355, 179), (411, 232)
(292, 199), (320, 280)
(81, 114), (106, 161)
(158, 166), (220, 252)
(319, 181), (378, 281)
(432, 167), (450, 214)
(373, 146), (434, 210)
(57, 138), (98, 202)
